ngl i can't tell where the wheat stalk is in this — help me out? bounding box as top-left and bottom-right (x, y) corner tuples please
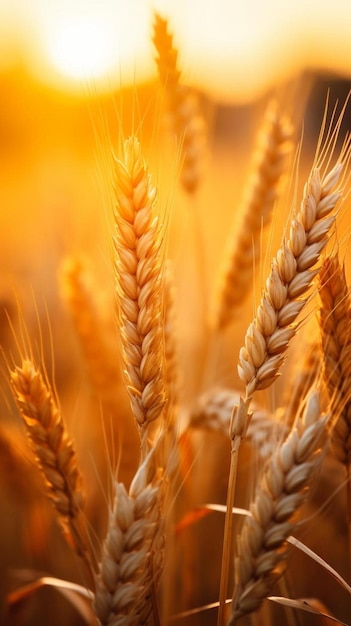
(153, 12), (206, 194)
(93, 451), (165, 626)
(218, 153), (348, 626)
(113, 136), (166, 451)
(229, 390), (328, 624)
(10, 359), (94, 578)
(214, 101), (293, 330)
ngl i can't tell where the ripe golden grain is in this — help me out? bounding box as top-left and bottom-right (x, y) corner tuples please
(10, 359), (94, 577)
(113, 136), (167, 448)
(229, 391), (328, 623)
(237, 161), (345, 410)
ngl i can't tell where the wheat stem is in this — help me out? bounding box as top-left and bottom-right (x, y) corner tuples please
(219, 157), (346, 626)
(217, 434), (241, 626)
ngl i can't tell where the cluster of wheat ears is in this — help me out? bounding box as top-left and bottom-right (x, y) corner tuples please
(4, 10), (351, 626)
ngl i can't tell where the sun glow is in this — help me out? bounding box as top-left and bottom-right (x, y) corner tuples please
(47, 17), (117, 83)
(26, 0), (154, 95)
(3, 0), (351, 101)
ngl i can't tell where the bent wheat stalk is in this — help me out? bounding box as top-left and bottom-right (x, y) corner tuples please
(229, 390), (328, 623)
(113, 136), (166, 453)
(10, 359), (94, 579)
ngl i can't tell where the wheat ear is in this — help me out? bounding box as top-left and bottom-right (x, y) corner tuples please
(318, 254), (351, 563)
(283, 340), (321, 427)
(189, 387), (287, 463)
(319, 254), (351, 465)
(219, 158), (345, 626)
(10, 359), (94, 578)
(156, 264), (181, 477)
(93, 452), (165, 626)
(229, 390), (328, 624)
(113, 136), (166, 451)
(60, 256), (121, 408)
(236, 161), (343, 411)
(214, 102), (293, 330)
(61, 256), (140, 484)
(164, 263), (180, 411)
(153, 12), (206, 194)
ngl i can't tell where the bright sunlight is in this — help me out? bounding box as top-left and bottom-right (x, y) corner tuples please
(47, 17), (117, 83)
(3, 0), (351, 100)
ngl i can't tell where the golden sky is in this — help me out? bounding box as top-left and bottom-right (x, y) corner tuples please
(1, 0), (351, 102)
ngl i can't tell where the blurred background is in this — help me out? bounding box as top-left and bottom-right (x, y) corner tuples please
(2, 0), (351, 101)
(1, 1), (351, 625)
(0, 0), (351, 302)
(1, 0), (351, 294)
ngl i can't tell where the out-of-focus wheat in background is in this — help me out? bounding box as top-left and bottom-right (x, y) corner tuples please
(1, 2), (351, 626)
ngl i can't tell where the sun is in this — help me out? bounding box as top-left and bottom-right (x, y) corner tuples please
(36, 2), (154, 93)
(47, 16), (117, 84)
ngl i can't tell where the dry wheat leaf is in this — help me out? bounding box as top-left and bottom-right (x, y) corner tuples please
(268, 596), (349, 625)
(288, 536), (351, 594)
(175, 504), (250, 534)
(7, 575), (94, 624)
(169, 599), (231, 621)
(176, 504), (351, 599)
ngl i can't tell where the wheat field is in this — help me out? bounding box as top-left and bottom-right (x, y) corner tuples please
(1, 10), (351, 626)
